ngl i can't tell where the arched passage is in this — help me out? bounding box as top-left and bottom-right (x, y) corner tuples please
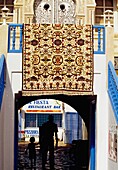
(14, 92), (96, 169)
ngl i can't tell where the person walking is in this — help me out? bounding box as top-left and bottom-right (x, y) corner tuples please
(25, 137), (37, 168)
(41, 115), (58, 170)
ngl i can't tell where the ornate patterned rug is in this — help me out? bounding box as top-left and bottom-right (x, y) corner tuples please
(22, 24), (93, 96)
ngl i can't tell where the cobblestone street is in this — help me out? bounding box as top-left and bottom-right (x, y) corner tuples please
(17, 141), (87, 170)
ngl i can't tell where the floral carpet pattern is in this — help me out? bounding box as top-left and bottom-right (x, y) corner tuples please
(22, 24), (93, 96)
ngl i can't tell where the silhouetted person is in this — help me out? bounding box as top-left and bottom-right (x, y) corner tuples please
(41, 115), (58, 170)
(25, 137), (37, 168)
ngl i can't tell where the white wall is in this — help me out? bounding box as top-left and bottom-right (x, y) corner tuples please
(0, 25), (15, 170)
(94, 54), (109, 170)
(64, 103), (78, 113)
(7, 53), (22, 93)
(0, 53), (22, 170)
(0, 63), (14, 170)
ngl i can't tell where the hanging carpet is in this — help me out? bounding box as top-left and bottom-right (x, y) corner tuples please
(22, 24), (93, 96)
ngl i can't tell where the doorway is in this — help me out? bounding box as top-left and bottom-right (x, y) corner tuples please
(14, 93), (96, 170)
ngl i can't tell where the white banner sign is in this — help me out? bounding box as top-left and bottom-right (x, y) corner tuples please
(22, 99), (63, 113)
(25, 127), (39, 142)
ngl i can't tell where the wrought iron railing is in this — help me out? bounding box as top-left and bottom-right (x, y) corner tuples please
(0, 54), (5, 109)
(8, 24), (23, 53)
(108, 61), (118, 124)
(8, 24), (105, 54)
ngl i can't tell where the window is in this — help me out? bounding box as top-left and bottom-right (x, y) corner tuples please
(25, 113), (62, 128)
(37, 114), (62, 127)
(95, 0), (113, 25)
(0, 0), (14, 13)
(25, 114), (36, 127)
(0, 0), (14, 24)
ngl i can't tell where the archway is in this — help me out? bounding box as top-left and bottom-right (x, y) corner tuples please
(14, 92), (96, 169)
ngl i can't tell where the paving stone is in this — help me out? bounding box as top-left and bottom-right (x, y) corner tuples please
(17, 142), (88, 170)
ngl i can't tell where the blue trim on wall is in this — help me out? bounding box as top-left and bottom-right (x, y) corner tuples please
(108, 61), (118, 124)
(14, 100), (18, 170)
(65, 112), (78, 143)
(90, 104), (96, 170)
(0, 54), (5, 109)
(108, 92), (118, 124)
(65, 110), (96, 170)
(8, 25), (11, 53)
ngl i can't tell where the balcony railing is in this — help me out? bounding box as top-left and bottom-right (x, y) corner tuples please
(108, 61), (118, 124)
(8, 24), (23, 53)
(0, 54), (5, 109)
(8, 24), (105, 54)
(93, 25), (105, 54)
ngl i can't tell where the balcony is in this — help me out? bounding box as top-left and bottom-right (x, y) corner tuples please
(6, 24), (106, 96)
(8, 24), (105, 55)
